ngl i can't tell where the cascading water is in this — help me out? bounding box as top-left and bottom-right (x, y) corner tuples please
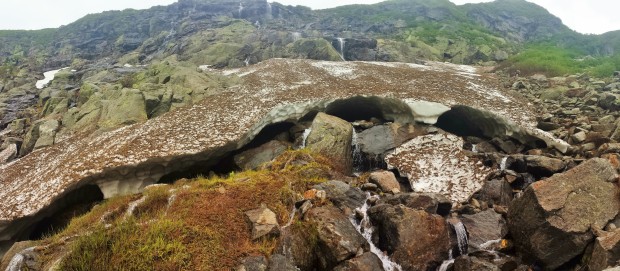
(282, 206), (297, 228)
(337, 37), (346, 61)
(453, 221), (468, 256)
(437, 249), (454, 271)
(292, 32), (301, 41)
(238, 3), (244, 17)
(300, 128), (312, 149)
(351, 129), (364, 173)
(500, 156), (508, 170)
(350, 193), (403, 271)
(244, 57), (250, 66)
(266, 2), (273, 19)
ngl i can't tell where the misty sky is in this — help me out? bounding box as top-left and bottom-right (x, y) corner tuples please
(0, 0), (617, 34)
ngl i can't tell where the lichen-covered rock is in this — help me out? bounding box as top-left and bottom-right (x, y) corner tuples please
(507, 158), (619, 270)
(306, 113), (353, 173)
(588, 229), (620, 271)
(368, 204), (451, 271)
(33, 120), (59, 150)
(98, 88), (147, 129)
(0, 144), (17, 164)
(304, 205), (369, 269)
(368, 170), (400, 193)
(333, 252), (385, 271)
(244, 205), (280, 240)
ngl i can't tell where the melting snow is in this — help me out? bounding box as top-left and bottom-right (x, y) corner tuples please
(35, 67), (69, 89)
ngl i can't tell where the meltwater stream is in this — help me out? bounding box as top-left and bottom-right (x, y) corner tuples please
(350, 193), (402, 271)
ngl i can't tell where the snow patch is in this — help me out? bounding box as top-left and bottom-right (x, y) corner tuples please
(35, 67), (69, 89)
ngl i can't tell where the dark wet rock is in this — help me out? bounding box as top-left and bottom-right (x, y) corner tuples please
(313, 180), (365, 213)
(378, 193), (451, 216)
(461, 209), (507, 251)
(234, 140), (290, 170)
(333, 252), (385, 271)
(274, 228), (316, 271)
(305, 205), (369, 269)
(536, 121), (561, 131)
(306, 113), (353, 173)
(369, 204), (450, 271)
(453, 253), (520, 271)
(475, 178), (513, 207)
(267, 254), (297, 271)
(507, 158), (619, 270)
(357, 123), (420, 156)
(519, 155), (566, 177)
(588, 229), (620, 271)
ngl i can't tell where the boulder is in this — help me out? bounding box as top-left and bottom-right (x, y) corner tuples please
(333, 252), (385, 271)
(33, 120), (59, 149)
(588, 229), (620, 271)
(235, 256), (268, 271)
(274, 227), (317, 271)
(98, 88), (147, 129)
(453, 254), (520, 271)
(0, 144), (17, 164)
(306, 113), (353, 173)
(368, 204), (451, 271)
(244, 205), (280, 240)
(305, 205), (369, 269)
(234, 140), (290, 170)
(378, 193), (451, 216)
(368, 170), (400, 193)
(507, 158), (619, 270)
(357, 123), (419, 156)
(313, 180), (365, 212)
(521, 155), (566, 177)
(475, 179), (513, 207)
(267, 254), (297, 271)
(461, 210), (507, 251)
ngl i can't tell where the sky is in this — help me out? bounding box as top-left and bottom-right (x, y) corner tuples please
(0, 0), (618, 35)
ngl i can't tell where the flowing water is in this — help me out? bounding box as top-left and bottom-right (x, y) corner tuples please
(266, 2), (273, 19)
(238, 3), (244, 17)
(453, 221), (468, 255)
(350, 193), (403, 271)
(500, 156), (508, 170)
(282, 206), (298, 228)
(337, 37), (346, 61)
(351, 130), (364, 173)
(300, 128), (312, 148)
(437, 249), (454, 271)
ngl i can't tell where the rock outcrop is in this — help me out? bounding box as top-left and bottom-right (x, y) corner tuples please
(306, 113), (353, 173)
(507, 158), (619, 270)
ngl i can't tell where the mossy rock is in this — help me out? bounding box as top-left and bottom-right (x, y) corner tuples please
(539, 86), (569, 101)
(286, 38), (343, 61)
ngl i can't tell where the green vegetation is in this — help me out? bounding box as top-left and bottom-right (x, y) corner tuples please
(40, 150), (336, 271)
(499, 44), (620, 77)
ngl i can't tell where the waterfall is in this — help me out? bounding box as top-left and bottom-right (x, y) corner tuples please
(292, 32), (301, 41)
(350, 193), (403, 271)
(337, 37), (346, 61)
(238, 3), (244, 17)
(300, 128), (312, 148)
(500, 157), (508, 170)
(244, 57), (250, 66)
(453, 221), (468, 255)
(282, 206), (297, 228)
(437, 249), (454, 271)
(351, 130), (364, 172)
(471, 144), (477, 153)
(266, 1), (273, 19)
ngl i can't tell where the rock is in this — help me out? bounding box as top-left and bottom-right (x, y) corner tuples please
(378, 193), (451, 216)
(33, 120), (59, 149)
(0, 144), (17, 164)
(267, 254), (297, 271)
(475, 179), (512, 207)
(234, 140), (290, 170)
(98, 88), (147, 129)
(588, 229), (620, 271)
(7, 119), (26, 135)
(536, 121), (561, 131)
(235, 256), (268, 271)
(507, 158), (619, 270)
(452, 254), (520, 271)
(274, 228), (317, 271)
(333, 252), (385, 271)
(360, 183), (378, 191)
(357, 123), (420, 156)
(572, 131), (587, 143)
(306, 113), (353, 173)
(461, 210), (507, 251)
(369, 170), (400, 193)
(599, 93), (620, 111)
(305, 205), (369, 269)
(244, 205), (280, 240)
(369, 204), (451, 271)
(522, 155), (566, 177)
(313, 180), (365, 212)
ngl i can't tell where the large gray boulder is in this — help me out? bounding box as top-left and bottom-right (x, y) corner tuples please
(305, 205), (369, 269)
(234, 140), (290, 170)
(0, 144), (17, 164)
(98, 88), (147, 129)
(368, 204), (451, 271)
(313, 180), (365, 212)
(461, 210), (507, 251)
(33, 120), (59, 149)
(507, 158), (619, 270)
(306, 113), (353, 173)
(357, 123), (419, 156)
